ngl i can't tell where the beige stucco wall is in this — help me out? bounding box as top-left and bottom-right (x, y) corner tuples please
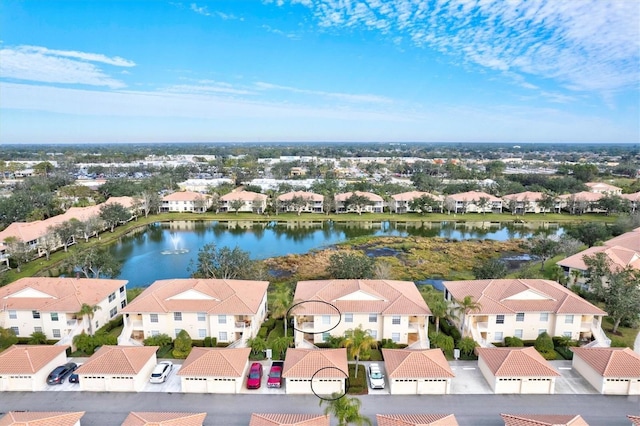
(573, 354), (640, 395)
(475, 313), (598, 343)
(0, 351), (67, 391)
(285, 378), (344, 395)
(477, 356), (498, 392)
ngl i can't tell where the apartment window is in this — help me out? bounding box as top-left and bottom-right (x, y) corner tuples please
(540, 312), (549, 322)
(563, 331), (572, 338)
(368, 313), (377, 323)
(32, 310), (40, 319)
(322, 332), (330, 342)
(367, 329), (377, 339)
(565, 315), (574, 324)
(34, 326), (43, 333)
(174, 312), (182, 321)
(108, 292), (116, 302)
(496, 315), (505, 324)
(391, 333), (401, 343)
(219, 331), (228, 341)
(175, 329), (182, 337)
(10, 326), (19, 335)
(494, 332), (504, 341)
(218, 315), (227, 324)
(538, 329), (547, 335)
(110, 307), (117, 318)
(119, 286), (125, 294)
(392, 315), (401, 325)
(516, 312), (525, 322)
(150, 314), (159, 323)
(322, 315), (331, 325)
(9, 310), (17, 319)
(514, 329), (523, 338)
(344, 313), (353, 323)
(47, 312), (58, 322)
(198, 329), (206, 338)
(151, 330), (160, 337)
(95, 320), (99, 330)
(52, 329), (61, 338)
(197, 312), (206, 322)
(121, 300), (126, 309)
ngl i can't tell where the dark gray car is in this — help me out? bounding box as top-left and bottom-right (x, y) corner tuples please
(47, 362), (78, 385)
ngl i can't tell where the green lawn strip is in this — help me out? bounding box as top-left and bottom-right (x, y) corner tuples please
(347, 364), (368, 395)
(602, 317), (639, 348)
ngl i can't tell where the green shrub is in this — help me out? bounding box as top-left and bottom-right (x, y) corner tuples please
(504, 336), (524, 347)
(216, 342), (230, 347)
(203, 336), (213, 347)
(315, 342), (332, 349)
(540, 350), (557, 360)
(258, 326), (268, 339)
(555, 347), (573, 360)
(97, 315), (124, 334)
(0, 327), (19, 350)
(73, 331), (117, 355)
(28, 331), (48, 345)
(534, 332), (554, 353)
(347, 364), (367, 395)
(191, 339), (205, 347)
(439, 321), (462, 344)
(143, 333), (172, 348)
(172, 329), (192, 359)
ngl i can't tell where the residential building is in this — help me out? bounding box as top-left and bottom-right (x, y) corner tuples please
(0, 345), (69, 391)
(502, 191), (554, 214)
(629, 415), (640, 426)
(501, 414), (589, 426)
(250, 414), (329, 426)
(282, 348), (348, 395)
(376, 414), (459, 426)
(334, 191), (384, 213)
(75, 345), (158, 392)
(219, 191), (268, 213)
(443, 279), (607, 346)
(570, 347), (640, 395)
(390, 191), (443, 214)
(291, 279), (431, 347)
(161, 191), (211, 213)
(121, 412), (206, 426)
(476, 347), (560, 394)
(444, 191), (503, 214)
(558, 192), (603, 214)
(177, 347), (251, 393)
(277, 191), (324, 214)
(586, 182), (622, 195)
(0, 412), (85, 426)
(119, 279), (268, 345)
(621, 192), (640, 212)
(0, 277), (128, 344)
(382, 348), (454, 394)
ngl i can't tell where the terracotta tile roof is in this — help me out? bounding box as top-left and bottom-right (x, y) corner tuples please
(382, 349), (454, 379)
(0, 221), (48, 244)
(0, 411), (85, 426)
(604, 229), (640, 252)
(334, 191), (383, 202)
(103, 196), (136, 209)
(277, 191), (324, 202)
(501, 414), (589, 426)
(476, 347), (559, 377)
(558, 191), (602, 202)
(585, 182), (621, 193)
(121, 412), (206, 426)
(391, 191), (443, 202)
(121, 279), (268, 314)
(558, 245), (640, 272)
(443, 279), (605, 316)
(502, 191), (546, 202)
(177, 347), (250, 377)
(292, 280), (431, 316)
(628, 415), (640, 426)
(220, 191), (268, 201)
(0, 277), (127, 313)
(249, 414), (330, 426)
(0, 345), (69, 374)
(570, 347), (640, 377)
(282, 349), (348, 379)
(445, 191), (501, 202)
(376, 414), (459, 426)
(162, 191), (208, 202)
(621, 192), (640, 202)
(75, 345), (158, 375)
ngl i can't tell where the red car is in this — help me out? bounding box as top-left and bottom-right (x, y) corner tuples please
(267, 361), (283, 388)
(246, 362), (263, 389)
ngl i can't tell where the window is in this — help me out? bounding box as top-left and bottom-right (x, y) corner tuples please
(121, 300), (126, 309)
(219, 331), (228, 341)
(110, 307), (117, 318)
(150, 314), (158, 323)
(108, 292), (116, 302)
(119, 285), (125, 294)
(197, 312), (206, 322)
(218, 315), (227, 324)
(34, 326), (42, 333)
(175, 329), (182, 337)
(514, 329), (523, 338)
(151, 330), (160, 337)
(563, 331), (572, 338)
(322, 332), (330, 342)
(52, 329), (61, 338)
(368, 329), (377, 339)
(565, 315), (574, 324)
(198, 329), (206, 338)
(32, 310), (40, 319)
(538, 329), (547, 335)
(494, 332), (504, 341)
(344, 313), (353, 323)
(95, 320), (99, 330)
(174, 312), (182, 321)
(10, 326), (19, 335)
(392, 315), (401, 325)
(540, 312), (549, 322)
(391, 332), (401, 343)
(322, 315), (331, 325)
(516, 312), (525, 322)
(50, 312), (59, 322)
(496, 315), (505, 324)
(368, 313), (377, 323)
(9, 310), (17, 319)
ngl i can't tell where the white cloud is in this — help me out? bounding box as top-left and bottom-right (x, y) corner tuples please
(0, 45), (133, 88)
(190, 3), (211, 16)
(254, 81), (394, 104)
(262, 25), (301, 40)
(276, 0), (640, 94)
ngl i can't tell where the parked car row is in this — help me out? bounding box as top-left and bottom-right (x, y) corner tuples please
(46, 361), (176, 386)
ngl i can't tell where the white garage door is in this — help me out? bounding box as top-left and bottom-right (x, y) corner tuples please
(311, 379), (342, 397)
(417, 379), (447, 394)
(521, 378), (552, 394)
(286, 379), (311, 394)
(604, 378), (630, 395)
(391, 379), (417, 395)
(81, 376), (106, 392)
(496, 378), (521, 393)
(183, 377), (208, 393)
(207, 378), (237, 394)
(0, 376), (4, 391)
(9, 376), (32, 391)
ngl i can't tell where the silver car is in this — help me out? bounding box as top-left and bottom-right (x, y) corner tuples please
(368, 363), (385, 389)
(149, 361), (173, 383)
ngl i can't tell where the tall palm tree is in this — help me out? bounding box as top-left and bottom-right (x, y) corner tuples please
(343, 326), (377, 378)
(270, 283), (293, 337)
(320, 393), (372, 426)
(427, 298), (450, 335)
(455, 295), (482, 335)
(75, 303), (101, 336)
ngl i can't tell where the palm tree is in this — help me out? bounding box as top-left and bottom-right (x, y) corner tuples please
(343, 326), (377, 378)
(320, 393), (372, 426)
(270, 335), (293, 360)
(246, 336), (267, 357)
(454, 295), (482, 336)
(428, 298), (450, 335)
(270, 283), (293, 337)
(75, 303), (101, 336)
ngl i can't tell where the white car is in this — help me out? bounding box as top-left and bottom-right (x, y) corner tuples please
(368, 363), (385, 389)
(149, 361), (173, 383)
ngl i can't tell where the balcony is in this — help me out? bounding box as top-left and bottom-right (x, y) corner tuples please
(475, 322), (489, 332)
(300, 322), (315, 331)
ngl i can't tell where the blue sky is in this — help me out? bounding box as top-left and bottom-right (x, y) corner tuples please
(0, 0), (638, 144)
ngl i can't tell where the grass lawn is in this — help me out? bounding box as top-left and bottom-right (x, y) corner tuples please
(602, 317), (639, 349)
(347, 364), (368, 395)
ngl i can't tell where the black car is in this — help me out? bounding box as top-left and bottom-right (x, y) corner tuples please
(47, 362), (78, 385)
(68, 373), (79, 383)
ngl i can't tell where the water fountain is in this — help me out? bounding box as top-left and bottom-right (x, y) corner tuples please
(160, 233), (190, 255)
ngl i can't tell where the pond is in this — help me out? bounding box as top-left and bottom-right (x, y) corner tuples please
(110, 220), (565, 287)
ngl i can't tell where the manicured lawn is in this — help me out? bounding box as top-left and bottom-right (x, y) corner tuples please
(602, 317), (639, 349)
(347, 364), (368, 395)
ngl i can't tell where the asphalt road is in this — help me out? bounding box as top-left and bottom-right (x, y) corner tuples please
(1, 392), (638, 426)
